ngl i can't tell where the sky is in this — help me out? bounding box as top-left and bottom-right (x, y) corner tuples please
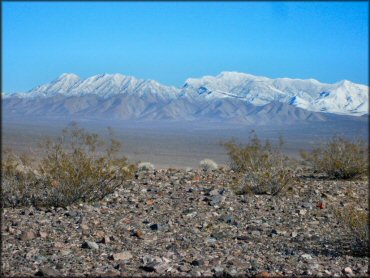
(3, 1), (369, 92)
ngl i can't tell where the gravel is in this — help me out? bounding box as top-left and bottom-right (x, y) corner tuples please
(2, 168), (368, 277)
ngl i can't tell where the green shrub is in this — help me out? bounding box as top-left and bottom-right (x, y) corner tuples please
(222, 133), (294, 195)
(2, 122), (135, 208)
(300, 136), (368, 179)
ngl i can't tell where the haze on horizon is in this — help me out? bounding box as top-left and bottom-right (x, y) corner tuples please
(3, 1), (369, 93)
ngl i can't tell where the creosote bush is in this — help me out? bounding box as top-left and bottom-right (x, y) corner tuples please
(2, 149), (40, 207)
(2, 122), (135, 208)
(300, 136), (368, 179)
(335, 205), (369, 256)
(199, 159), (218, 172)
(222, 133), (294, 195)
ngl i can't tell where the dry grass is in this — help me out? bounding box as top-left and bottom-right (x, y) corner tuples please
(300, 136), (368, 180)
(2, 122), (135, 208)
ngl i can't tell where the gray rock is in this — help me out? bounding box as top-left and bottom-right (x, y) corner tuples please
(141, 256), (169, 273)
(112, 252), (133, 261)
(81, 241), (99, 250)
(35, 267), (61, 277)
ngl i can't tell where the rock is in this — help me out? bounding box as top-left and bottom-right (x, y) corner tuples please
(101, 236), (111, 244)
(100, 269), (121, 277)
(191, 259), (204, 266)
(81, 241), (99, 250)
(209, 189), (219, 196)
(54, 242), (65, 249)
(95, 230), (105, 237)
(38, 231), (48, 238)
(298, 209), (307, 216)
(236, 235), (249, 241)
(301, 254), (312, 260)
(225, 268), (238, 277)
(131, 229), (144, 239)
(149, 223), (167, 231)
(20, 231), (36, 241)
(252, 230), (261, 236)
(213, 266), (224, 276)
(112, 252), (133, 261)
(219, 215), (237, 225)
(81, 224), (89, 235)
(35, 267), (61, 277)
(291, 231), (298, 238)
(302, 202), (313, 209)
(146, 199), (155, 205)
(255, 271), (271, 278)
(64, 211), (78, 217)
(209, 195), (225, 206)
(342, 267), (353, 276)
(317, 202), (325, 209)
(141, 256), (168, 273)
(270, 229), (278, 236)
(178, 264), (191, 272)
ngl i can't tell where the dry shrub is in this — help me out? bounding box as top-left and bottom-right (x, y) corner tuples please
(2, 122), (135, 208)
(335, 205), (369, 256)
(222, 133), (294, 195)
(300, 136), (368, 179)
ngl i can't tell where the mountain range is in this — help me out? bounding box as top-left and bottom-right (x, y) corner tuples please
(3, 72), (368, 124)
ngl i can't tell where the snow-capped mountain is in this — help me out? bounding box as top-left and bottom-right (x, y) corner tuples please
(9, 73), (180, 100)
(182, 72), (368, 116)
(3, 72), (368, 123)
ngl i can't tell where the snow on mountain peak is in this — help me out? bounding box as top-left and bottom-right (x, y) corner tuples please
(57, 73), (81, 80)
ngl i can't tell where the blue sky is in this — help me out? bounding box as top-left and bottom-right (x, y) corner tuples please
(3, 1), (368, 92)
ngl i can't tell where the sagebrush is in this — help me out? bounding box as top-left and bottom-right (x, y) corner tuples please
(2, 122), (135, 208)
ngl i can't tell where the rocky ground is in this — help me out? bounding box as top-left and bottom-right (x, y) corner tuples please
(2, 168), (369, 277)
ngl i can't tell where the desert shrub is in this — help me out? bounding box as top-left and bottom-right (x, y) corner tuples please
(222, 133), (294, 195)
(1, 122), (135, 208)
(237, 167), (294, 195)
(137, 162), (155, 172)
(199, 159), (218, 171)
(2, 149), (40, 207)
(335, 205), (369, 256)
(300, 136), (368, 179)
